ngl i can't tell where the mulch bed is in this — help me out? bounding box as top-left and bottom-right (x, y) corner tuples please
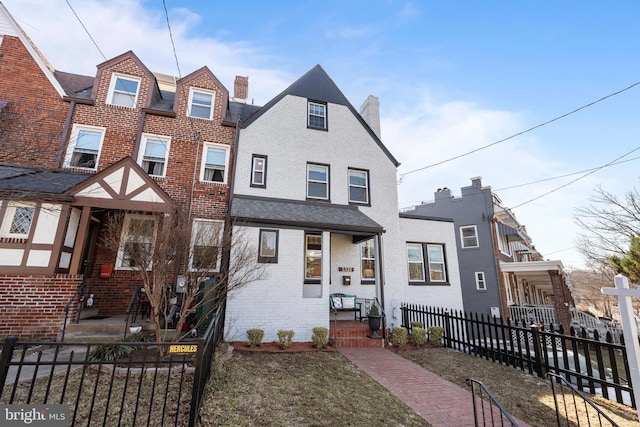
(229, 341), (337, 353)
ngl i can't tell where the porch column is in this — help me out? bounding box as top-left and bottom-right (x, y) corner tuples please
(549, 270), (571, 330)
(69, 206), (92, 274)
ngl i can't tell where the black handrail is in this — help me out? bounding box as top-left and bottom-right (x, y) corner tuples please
(466, 378), (519, 427)
(124, 286), (142, 337)
(547, 372), (619, 427)
(60, 284), (85, 341)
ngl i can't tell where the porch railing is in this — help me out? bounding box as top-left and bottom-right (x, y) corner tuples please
(508, 304), (557, 327)
(60, 284), (85, 341)
(571, 309), (624, 344)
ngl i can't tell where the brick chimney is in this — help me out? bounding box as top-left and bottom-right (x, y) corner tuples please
(359, 95), (381, 139)
(234, 76), (248, 101)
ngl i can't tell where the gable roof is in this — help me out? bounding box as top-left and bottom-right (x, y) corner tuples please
(242, 65), (400, 167)
(0, 3), (67, 97)
(67, 157), (174, 212)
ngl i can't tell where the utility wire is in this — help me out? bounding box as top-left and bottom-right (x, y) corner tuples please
(509, 145), (640, 210)
(162, 0), (182, 79)
(398, 80), (640, 180)
(494, 155), (640, 191)
(65, 0), (107, 61)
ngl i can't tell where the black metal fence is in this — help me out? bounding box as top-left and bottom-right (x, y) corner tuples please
(0, 303), (225, 426)
(401, 304), (634, 408)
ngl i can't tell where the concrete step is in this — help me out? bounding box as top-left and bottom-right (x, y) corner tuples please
(62, 332), (125, 343)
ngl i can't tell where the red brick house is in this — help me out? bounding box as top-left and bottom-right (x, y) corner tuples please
(0, 3), (251, 339)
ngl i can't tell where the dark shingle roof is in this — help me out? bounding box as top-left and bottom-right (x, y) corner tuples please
(231, 195), (384, 234)
(0, 165), (91, 194)
(54, 70), (94, 99)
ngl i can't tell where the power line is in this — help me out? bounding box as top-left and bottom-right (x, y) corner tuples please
(494, 155), (640, 192)
(162, 0), (182, 79)
(65, 0), (106, 61)
(509, 145), (640, 210)
(398, 80), (640, 179)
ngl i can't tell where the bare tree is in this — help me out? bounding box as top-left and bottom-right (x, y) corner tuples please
(102, 207), (266, 345)
(574, 185), (640, 276)
(0, 97), (61, 165)
(566, 267), (616, 319)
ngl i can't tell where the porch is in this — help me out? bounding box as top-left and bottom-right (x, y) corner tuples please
(507, 304), (558, 327)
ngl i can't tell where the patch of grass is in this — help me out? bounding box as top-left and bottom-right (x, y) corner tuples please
(200, 351), (431, 426)
(399, 347), (640, 427)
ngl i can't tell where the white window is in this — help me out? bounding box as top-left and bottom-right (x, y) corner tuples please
(427, 244), (447, 282)
(307, 164), (329, 200)
(64, 124), (106, 170)
(188, 88), (215, 120)
(305, 233), (322, 281)
(475, 271), (487, 290)
(407, 243), (448, 284)
(107, 73), (140, 108)
(361, 239), (375, 280)
(460, 225), (479, 248)
(1, 203), (35, 238)
(251, 155), (267, 187)
(308, 101), (326, 129)
(407, 243), (425, 282)
(116, 214), (156, 269)
(191, 219), (223, 271)
(200, 143), (230, 183)
(138, 134), (170, 177)
(348, 169), (369, 204)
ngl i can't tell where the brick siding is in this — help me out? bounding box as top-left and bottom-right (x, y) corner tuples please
(0, 274), (83, 340)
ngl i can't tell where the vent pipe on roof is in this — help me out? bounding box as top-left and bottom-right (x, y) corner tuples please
(360, 95), (381, 139)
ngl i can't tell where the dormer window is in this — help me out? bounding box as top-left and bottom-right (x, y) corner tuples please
(188, 88), (215, 120)
(107, 73), (140, 108)
(308, 101), (326, 130)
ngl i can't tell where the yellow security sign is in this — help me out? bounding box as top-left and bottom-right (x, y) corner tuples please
(169, 344), (198, 353)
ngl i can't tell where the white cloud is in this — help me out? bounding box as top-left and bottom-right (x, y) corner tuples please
(3, 0), (290, 104)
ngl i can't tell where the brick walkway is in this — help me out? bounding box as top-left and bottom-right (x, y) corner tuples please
(338, 347), (532, 427)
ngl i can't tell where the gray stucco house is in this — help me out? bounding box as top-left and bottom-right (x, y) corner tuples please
(403, 177), (575, 330)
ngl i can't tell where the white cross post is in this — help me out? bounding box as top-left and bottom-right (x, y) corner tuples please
(602, 274), (640, 421)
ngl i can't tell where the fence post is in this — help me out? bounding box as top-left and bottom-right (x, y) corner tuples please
(444, 310), (452, 348)
(401, 305), (408, 328)
(530, 325), (546, 379)
(188, 335), (206, 427)
(0, 336), (18, 389)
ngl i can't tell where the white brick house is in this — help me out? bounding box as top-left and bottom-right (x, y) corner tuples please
(225, 65), (463, 343)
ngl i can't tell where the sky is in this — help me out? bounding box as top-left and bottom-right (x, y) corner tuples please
(4, 0), (640, 270)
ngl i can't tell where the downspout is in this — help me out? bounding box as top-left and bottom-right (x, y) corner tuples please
(55, 100), (75, 168)
(187, 131), (201, 219)
(219, 118), (241, 325)
(133, 111), (146, 161)
(375, 233), (387, 341)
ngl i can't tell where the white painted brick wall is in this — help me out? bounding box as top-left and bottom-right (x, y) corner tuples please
(226, 93), (464, 342)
